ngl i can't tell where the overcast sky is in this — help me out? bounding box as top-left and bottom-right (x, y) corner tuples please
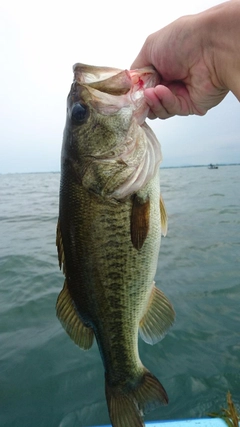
(1, 0), (239, 173)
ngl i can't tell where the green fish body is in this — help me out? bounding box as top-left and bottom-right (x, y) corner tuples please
(56, 63), (175, 427)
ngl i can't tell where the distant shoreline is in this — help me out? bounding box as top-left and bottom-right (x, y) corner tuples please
(0, 163), (239, 175)
(162, 163), (240, 169)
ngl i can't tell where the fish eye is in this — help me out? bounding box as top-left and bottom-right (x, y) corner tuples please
(71, 103), (88, 124)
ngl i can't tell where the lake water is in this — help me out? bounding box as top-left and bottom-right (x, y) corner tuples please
(0, 166), (239, 427)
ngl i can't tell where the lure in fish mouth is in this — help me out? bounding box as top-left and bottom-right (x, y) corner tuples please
(56, 63), (175, 427)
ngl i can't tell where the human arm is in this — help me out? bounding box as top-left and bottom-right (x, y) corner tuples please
(131, 1), (240, 119)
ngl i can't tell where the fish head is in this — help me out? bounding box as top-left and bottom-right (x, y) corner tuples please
(62, 63), (162, 199)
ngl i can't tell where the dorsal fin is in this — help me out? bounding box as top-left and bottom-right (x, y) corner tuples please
(56, 281), (94, 350)
(56, 220), (94, 350)
(131, 195), (150, 250)
(56, 219), (66, 274)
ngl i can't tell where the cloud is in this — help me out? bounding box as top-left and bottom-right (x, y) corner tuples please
(0, 0), (238, 173)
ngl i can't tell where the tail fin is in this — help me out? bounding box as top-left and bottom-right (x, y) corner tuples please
(105, 369), (168, 427)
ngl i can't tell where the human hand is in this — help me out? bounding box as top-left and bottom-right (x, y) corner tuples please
(131, 2), (240, 119)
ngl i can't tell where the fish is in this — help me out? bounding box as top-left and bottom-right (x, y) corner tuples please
(56, 63), (175, 427)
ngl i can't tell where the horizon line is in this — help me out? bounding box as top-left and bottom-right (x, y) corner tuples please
(0, 163), (240, 175)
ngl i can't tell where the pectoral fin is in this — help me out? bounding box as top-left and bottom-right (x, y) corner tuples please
(56, 280), (94, 350)
(131, 195), (150, 250)
(139, 284), (175, 345)
(160, 195), (168, 237)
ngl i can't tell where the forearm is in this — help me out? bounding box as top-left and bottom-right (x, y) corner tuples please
(197, 0), (240, 101)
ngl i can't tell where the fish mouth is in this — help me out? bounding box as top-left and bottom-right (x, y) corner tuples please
(74, 64), (132, 96)
(72, 63), (160, 123)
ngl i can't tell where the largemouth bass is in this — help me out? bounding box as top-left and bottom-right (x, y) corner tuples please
(56, 63), (175, 427)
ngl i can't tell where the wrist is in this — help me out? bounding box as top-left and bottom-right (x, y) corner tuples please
(197, 1), (240, 100)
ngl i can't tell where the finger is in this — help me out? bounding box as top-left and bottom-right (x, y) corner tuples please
(144, 86), (177, 119)
(146, 84), (197, 118)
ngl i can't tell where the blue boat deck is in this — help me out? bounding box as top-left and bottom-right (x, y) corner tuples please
(94, 418), (238, 427)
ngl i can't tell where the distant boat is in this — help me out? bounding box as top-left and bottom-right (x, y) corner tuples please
(208, 163), (219, 169)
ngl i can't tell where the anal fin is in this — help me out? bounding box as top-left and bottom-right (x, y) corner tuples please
(139, 283), (175, 345)
(56, 280), (94, 350)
